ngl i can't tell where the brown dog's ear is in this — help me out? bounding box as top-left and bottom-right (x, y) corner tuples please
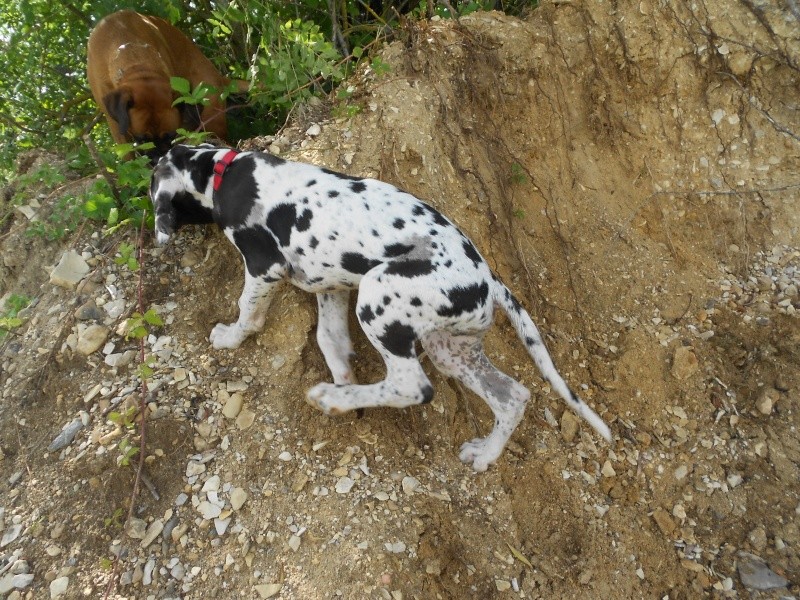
(103, 89), (133, 137)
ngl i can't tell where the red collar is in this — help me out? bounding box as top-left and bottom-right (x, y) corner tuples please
(213, 149), (239, 193)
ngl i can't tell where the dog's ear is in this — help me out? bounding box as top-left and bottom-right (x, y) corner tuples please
(103, 89), (133, 137)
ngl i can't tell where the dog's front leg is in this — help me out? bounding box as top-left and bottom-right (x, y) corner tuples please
(210, 272), (279, 349)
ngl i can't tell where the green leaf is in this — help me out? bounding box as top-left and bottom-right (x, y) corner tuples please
(170, 76), (191, 95)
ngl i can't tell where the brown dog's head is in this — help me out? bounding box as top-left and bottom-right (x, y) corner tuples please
(103, 82), (201, 161)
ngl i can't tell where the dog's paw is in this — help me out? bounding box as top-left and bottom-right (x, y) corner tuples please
(209, 323), (246, 349)
(459, 438), (495, 472)
(305, 383), (346, 416)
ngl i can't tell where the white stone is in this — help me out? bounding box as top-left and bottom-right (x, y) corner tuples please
(288, 535), (301, 551)
(202, 475), (221, 493)
(255, 583), (282, 599)
(305, 123), (321, 137)
(230, 487), (248, 511)
(402, 476), (420, 495)
(214, 518), (231, 536)
(50, 251), (89, 289)
(141, 519), (163, 548)
(335, 477), (354, 494)
(76, 324), (110, 356)
(49, 576), (69, 598)
(197, 501), (222, 520)
(221, 393), (244, 419)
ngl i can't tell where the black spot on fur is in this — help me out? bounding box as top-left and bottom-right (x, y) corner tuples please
(295, 208), (313, 232)
(232, 226), (285, 277)
(161, 191), (214, 228)
(393, 218), (405, 230)
(383, 296), (391, 305)
(267, 204), (296, 247)
(383, 243), (415, 258)
(378, 321), (416, 358)
(321, 167), (363, 182)
(328, 190), (339, 198)
(306, 179), (317, 187)
(359, 305), (375, 325)
(384, 259), (435, 278)
(505, 289), (523, 313)
(309, 236), (319, 249)
(350, 181), (367, 194)
(410, 297), (422, 307)
(341, 252), (381, 274)
(437, 282), (489, 317)
(376, 306), (384, 316)
(295, 247), (305, 256)
(372, 230), (380, 237)
(420, 385), (434, 404)
(214, 155), (259, 229)
(412, 205), (425, 217)
(462, 240), (482, 268)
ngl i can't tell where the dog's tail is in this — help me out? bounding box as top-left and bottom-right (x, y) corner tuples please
(491, 277), (612, 442)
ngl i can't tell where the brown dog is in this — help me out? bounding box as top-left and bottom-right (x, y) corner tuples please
(87, 10), (247, 158)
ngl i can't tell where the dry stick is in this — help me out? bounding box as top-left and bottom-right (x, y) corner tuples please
(103, 213), (152, 599)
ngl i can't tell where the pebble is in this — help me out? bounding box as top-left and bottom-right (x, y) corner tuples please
(236, 409), (256, 429)
(1, 524), (23, 547)
(306, 123), (322, 137)
(385, 541), (406, 553)
(221, 393), (244, 419)
(601, 461), (616, 478)
(671, 346), (698, 380)
(230, 487), (248, 510)
(401, 476), (421, 495)
(673, 465), (688, 480)
(197, 501), (223, 520)
(126, 518), (147, 539)
(76, 324), (110, 356)
(288, 535), (301, 551)
(186, 461), (206, 477)
(0, 574), (34, 594)
(335, 477), (355, 494)
(495, 579), (512, 591)
(47, 419), (84, 452)
(141, 519), (164, 548)
(49, 576), (69, 599)
(560, 411), (580, 443)
(278, 451), (293, 462)
(49, 251), (89, 289)
(737, 552), (789, 590)
(755, 389), (777, 415)
(255, 583), (282, 599)
(652, 508), (677, 536)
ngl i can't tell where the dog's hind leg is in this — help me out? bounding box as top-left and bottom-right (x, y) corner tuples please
(306, 274), (433, 414)
(421, 331), (530, 472)
(210, 273), (279, 349)
(316, 291), (356, 384)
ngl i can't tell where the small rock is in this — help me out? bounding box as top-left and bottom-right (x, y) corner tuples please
(0, 573), (34, 594)
(214, 518), (231, 536)
(202, 475), (221, 492)
(673, 465), (688, 480)
(197, 501), (222, 520)
(1, 524), (23, 547)
(221, 393), (244, 419)
(305, 123), (321, 137)
(737, 552), (789, 590)
(601, 461), (616, 478)
(401, 476), (420, 495)
(180, 250), (202, 268)
(384, 541), (406, 553)
(727, 473), (743, 488)
(335, 477), (354, 494)
(671, 346), (698, 380)
(652, 508), (677, 536)
(125, 518), (147, 539)
(141, 519), (164, 548)
(755, 389), (777, 415)
(748, 526), (768, 552)
(288, 535), (301, 551)
(495, 579), (512, 591)
(235, 409), (256, 430)
(76, 324), (110, 356)
(230, 487), (248, 511)
(560, 410), (580, 443)
(74, 300), (103, 321)
(186, 461), (206, 477)
(50, 251), (89, 289)
(47, 419), (84, 452)
(277, 451), (292, 462)
(49, 576), (69, 599)
(255, 583), (282, 599)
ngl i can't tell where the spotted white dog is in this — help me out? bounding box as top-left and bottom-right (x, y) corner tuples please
(151, 144), (611, 471)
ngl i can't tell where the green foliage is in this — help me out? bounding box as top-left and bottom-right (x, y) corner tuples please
(108, 405), (139, 430)
(510, 162), (528, 185)
(114, 242), (140, 271)
(103, 507), (125, 529)
(0, 293), (31, 338)
(125, 309), (164, 341)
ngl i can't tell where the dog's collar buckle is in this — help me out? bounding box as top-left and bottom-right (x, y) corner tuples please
(213, 149), (239, 193)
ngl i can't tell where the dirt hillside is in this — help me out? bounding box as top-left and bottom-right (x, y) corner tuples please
(1, 2), (798, 599)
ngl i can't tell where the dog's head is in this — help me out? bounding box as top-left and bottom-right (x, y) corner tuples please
(150, 145), (216, 244)
(104, 83), (202, 161)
